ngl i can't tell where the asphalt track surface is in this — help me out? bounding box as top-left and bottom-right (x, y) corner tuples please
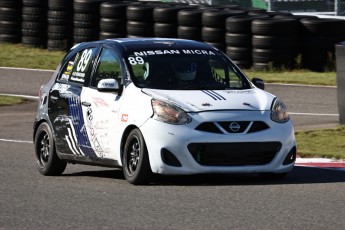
(1, 68), (345, 229)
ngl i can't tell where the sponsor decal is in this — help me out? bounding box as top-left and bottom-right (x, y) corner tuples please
(202, 103), (212, 107)
(92, 97), (109, 107)
(70, 49), (93, 83)
(224, 90), (254, 94)
(121, 114), (128, 122)
(132, 49), (216, 57)
(86, 105), (104, 157)
(51, 83), (70, 91)
(101, 82), (115, 87)
(67, 96), (97, 157)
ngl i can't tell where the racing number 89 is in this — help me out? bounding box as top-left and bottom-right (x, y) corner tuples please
(128, 57), (144, 65)
(77, 49), (92, 72)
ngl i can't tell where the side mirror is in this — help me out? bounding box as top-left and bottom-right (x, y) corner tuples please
(252, 78), (265, 90)
(97, 79), (120, 92)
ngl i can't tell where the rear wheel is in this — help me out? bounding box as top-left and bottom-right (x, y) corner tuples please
(123, 129), (152, 185)
(34, 122), (66, 175)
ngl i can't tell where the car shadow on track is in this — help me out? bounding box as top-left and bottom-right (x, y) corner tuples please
(61, 166), (345, 186)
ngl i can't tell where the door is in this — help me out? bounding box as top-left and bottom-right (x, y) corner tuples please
(80, 47), (124, 159)
(49, 46), (99, 157)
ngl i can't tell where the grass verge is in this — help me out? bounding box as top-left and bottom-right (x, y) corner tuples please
(244, 70), (336, 86)
(0, 43), (65, 70)
(0, 95), (28, 106)
(296, 126), (345, 159)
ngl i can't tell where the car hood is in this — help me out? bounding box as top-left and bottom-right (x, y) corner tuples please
(142, 88), (276, 112)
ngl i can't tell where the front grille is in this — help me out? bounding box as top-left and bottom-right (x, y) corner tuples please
(195, 121), (270, 134)
(188, 142), (281, 166)
(218, 121), (250, 133)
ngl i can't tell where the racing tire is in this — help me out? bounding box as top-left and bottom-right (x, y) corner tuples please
(99, 31), (126, 39)
(153, 6), (182, 23)
(127, 21), (154, 37)
(300, 18), (345, 35)
(127, 5), (154, 22)
(100, 2), (128, 19)
(177, 9), (203, 26)
(0, 0), (22, 7)
(202, 26), (225, 43)
(0, 7), (21, 21)
(226, 15), (265, 33)
(34, 122), (67, 176)
(0, 33), (20, 43)
(252, 18), (299, 36)
(177, 26), (201, 41)
(48, 0), (73, 11)
(154, 23), (177, 38)
(123, 129), (152, 185)
(225, 33), (251, 47)
(100, 18), (126, 33)
(202, 9), (245, 28)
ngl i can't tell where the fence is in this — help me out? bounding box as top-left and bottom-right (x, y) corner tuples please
(172, 0), (345, 16)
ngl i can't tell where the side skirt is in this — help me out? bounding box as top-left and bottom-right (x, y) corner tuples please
(57, 151), (121, 168)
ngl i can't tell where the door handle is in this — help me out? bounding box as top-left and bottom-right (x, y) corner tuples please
(82, 101), (91, 107)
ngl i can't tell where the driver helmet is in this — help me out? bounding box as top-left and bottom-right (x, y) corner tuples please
(173, 61), (197, 81)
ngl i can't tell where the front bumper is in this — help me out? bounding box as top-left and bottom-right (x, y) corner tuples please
(140, 110), (296, 175)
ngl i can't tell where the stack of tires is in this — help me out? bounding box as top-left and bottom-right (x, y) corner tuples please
(226, 15), (258, 69)
(177, 9), (203, 41)
(47, 0), (73, 51)
(251, 17), (300, 70)
(202, 10), (244, 52)
(300, 18), (345, 72)
(21, 0), (47, 48)
(0, 0), (22, 44)
(127, 3), (156, 38)
(99, 1), (128, 40)
(153, 5), (182, 38)
(73, 0), (103, 44)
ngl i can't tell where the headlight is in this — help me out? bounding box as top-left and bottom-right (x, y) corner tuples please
(151, 99), (191, 125)
(270, 98), (290, 123)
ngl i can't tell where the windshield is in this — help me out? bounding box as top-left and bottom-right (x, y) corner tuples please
(125, 48), (251, 90)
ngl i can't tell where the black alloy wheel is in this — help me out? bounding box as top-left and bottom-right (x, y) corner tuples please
(123, 129), (152, 185)
(34, 122), (66, 175)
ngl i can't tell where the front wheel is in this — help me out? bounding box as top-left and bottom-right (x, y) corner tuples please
(34, 122), (67, 176)
(123, 129), (152, 185)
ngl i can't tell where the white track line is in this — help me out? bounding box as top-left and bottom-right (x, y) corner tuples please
(0, 138), (32, 144)
(0, 93), (39, 100)
(0, 66), (54, 72)
(290, 112), (339, 116)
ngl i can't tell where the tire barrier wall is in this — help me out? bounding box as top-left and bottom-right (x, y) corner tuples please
(0, 0), (345, 71)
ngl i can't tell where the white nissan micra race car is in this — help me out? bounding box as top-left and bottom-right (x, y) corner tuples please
(34, 38), (296, 184)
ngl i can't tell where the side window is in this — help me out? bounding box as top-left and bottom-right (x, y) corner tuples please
(209, 57), (244, 89)
(59, 47), (97, 84)
(91, 48), (122, 87)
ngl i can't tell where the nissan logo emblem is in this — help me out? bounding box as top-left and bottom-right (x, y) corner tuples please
(229, 122), (241, 132)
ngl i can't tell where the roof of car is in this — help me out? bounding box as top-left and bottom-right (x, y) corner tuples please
(71, 38), (217, 52)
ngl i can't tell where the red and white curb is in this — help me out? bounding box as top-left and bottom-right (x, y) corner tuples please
(296, 158), (345, 171)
